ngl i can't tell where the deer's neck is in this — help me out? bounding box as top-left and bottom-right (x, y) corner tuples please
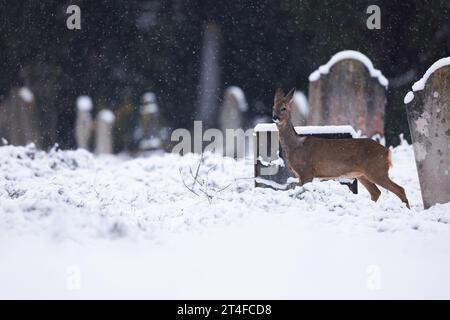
(276, 121), (300, 156)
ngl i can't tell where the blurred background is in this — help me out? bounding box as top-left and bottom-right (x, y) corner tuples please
(0, 0), (449, 151)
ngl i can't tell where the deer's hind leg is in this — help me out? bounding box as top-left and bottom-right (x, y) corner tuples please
(367, 174), (410, 208)
(358, 176), (381, 202)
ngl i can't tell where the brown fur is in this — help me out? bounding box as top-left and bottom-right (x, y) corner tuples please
(387, 149), (393, 168)
(272, 88), (409, 208)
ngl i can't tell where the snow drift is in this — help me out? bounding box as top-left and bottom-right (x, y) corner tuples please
(1, 142), (450, 299)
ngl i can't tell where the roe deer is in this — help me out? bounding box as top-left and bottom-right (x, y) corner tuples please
(272, 88), (410, 208)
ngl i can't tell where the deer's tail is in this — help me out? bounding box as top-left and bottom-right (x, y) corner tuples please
(386, 148), (393, 169)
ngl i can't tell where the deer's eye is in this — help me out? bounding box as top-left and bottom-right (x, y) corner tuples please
(281, 107), (286, 111)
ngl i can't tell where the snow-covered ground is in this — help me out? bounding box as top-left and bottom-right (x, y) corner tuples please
(1, 140), (450, 299)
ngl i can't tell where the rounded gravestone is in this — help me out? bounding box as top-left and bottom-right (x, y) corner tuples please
(75, 96), (93, 150)
(136, 92), (169, 152)
(1, 87), (41, 147)
(308, 50), (387, 138)
(404, 57), (450, 209)
(219, 86), (248, 131)
(290, 91), (309, 127)
(95, 109), (115, 154)
(219, 86), (248, 158)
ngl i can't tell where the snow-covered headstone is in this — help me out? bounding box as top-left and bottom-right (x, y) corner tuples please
(135, 92), (168, 152)
(253, 124), (291, 189)
(308, 50), (387, 139)
(75, 96), (93, 150)
(404, 57), (450, 209)
(219, 86), (248, 158)
(254, 123), (358, 192)
(95, 109), (115, 154)
(0, 87), (41, 147)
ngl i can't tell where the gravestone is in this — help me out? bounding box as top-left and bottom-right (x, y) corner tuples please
(404, 57), (450, 209)
(219, 86), (248, 158)
(253, 124), (292, 189)
(135, 92), (169, 152)
(254, 123), (358, 193)
(114, 94), (137, 152)
(308, 50), (387, 139)
(290, 91), (309, 126)
(0, 87), (41, 147)
(197, 22), (221, 129)
(75, 96), (93, 150)
(21, 64), (63, 148)
(95, 109), (115, 154)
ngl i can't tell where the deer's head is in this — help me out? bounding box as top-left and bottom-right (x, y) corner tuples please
(272, 88), (295, 125)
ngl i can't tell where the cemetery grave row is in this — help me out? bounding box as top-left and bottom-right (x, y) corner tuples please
(0, 51), (448, 209)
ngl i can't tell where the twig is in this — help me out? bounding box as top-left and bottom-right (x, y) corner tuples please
(214, 183), (232, 194)
(179, 155), (256, 204)
(191, 153), (203, 190)
(179, 168), (201, 197)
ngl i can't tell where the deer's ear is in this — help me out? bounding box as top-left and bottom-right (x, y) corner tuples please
(274, 88), (284, 103)
(285, 88), (296, 104)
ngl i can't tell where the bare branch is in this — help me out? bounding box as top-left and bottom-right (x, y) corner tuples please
(179, 168), (201, 197)
(192, 153), (203, 189)
(179, 155), (254, 205)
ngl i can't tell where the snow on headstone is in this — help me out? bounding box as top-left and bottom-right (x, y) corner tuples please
(75, 96), (93, 150)
(308, 50), (387, 139)
(95, 109), (115, 154)
(290, 91), (309, 126)
(404, 57), (450, 209)
(219, 86), (248, 158)
(135, 92), (168, 152)
(19, 87), (34, 103)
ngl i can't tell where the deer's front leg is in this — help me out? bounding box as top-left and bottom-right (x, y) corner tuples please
(298, 173), (314, 186)
(293, 166), (314, 187)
